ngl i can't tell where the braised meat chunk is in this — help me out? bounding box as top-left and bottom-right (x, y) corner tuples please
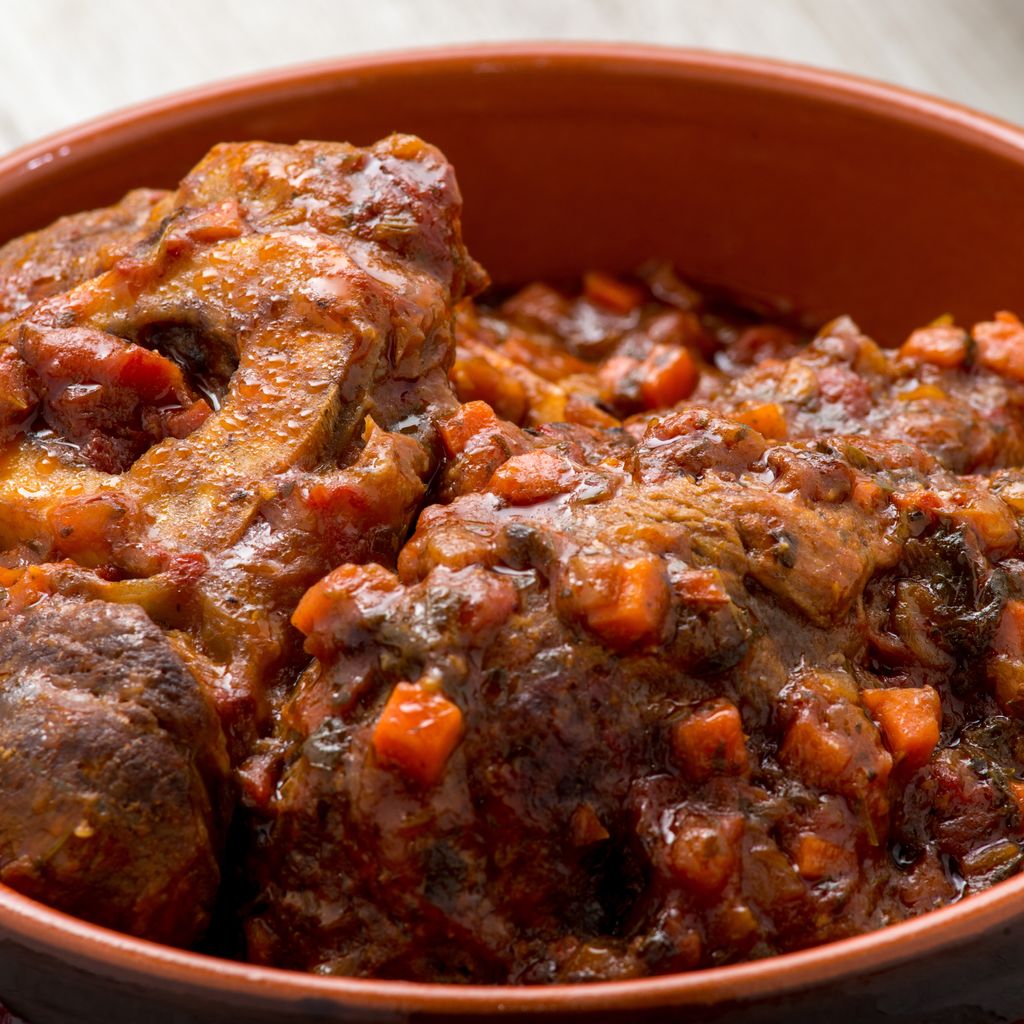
(0, 589), (228, 945)
(247, 396), (1024, 981)
(0, 133), (479, 945)
(0, 134), (481, 756)
(0, 188), (170, 325)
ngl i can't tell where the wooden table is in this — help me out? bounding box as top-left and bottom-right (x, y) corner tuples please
(0, 0), (1021, 154)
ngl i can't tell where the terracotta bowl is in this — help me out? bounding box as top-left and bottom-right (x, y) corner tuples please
(2, 44), (1024, 1024)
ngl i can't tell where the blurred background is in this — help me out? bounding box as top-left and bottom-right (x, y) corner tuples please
(2, 0), (1022, 152)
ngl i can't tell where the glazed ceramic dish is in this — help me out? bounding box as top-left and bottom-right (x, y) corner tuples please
(2, 44), (1024, 1024)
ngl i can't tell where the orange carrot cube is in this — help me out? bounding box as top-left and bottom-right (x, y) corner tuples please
(573, 555), (670, 649)
(897, 383), (948, 402)
(975, 312), (1024, 382)
(899, 324), (969, 369)
(583, 271), (645, 315)
(672, 700), (749, 781)
(992, 600), (1024, 659)
(639, 345), (698, 409)
(437, 401), (503, 457)
(861, 686), (941, 770)
(794, 834), (847, 881)
(292, 563), (400, 658)
(779, 715), (852, 786)
(488, 449), (576, 505)
(667, 813), (743, 898)
(1008, 780), (1024, 819)
(450, 355), (528, 424)
(373, 680), (464, 786)
(733, 402), (788, 440)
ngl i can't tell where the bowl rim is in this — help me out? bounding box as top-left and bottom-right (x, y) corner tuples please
(3, 41), (1024, 1014)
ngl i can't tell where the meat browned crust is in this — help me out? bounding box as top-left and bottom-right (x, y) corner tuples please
(0, 593), (229, 945)
(0, 134), (482, 755)
(0, 188), (171, 325)
(0, 134), (481, 947)
(247, 380), (1024, 980)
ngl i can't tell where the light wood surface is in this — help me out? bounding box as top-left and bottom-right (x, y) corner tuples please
(1, 0), (1022, 154)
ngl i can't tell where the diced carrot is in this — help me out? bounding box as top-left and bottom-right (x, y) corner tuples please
(667, 812), (743, 898)
(974, 312), (1024, 382)
(991, 599), (1024, 659)
(780, 697), (892, 830)
(597, 354), (642, 406)
(1008, 780), (1024, 819)
(891, 488), (1018, 555)
(292, 563), (400, 658)
(673, 568), (731, 606)
(372, 679), (464, 786)
(861, 686), (941, 770)
(672, 700), (749, 782)
(944, 495), (1019, 556)
(733, 402), (788, 440)
(0, 564), (53, 617)
(897, 383), (948, 402)
(437, 400), (503, 457)
(582, 271), (645, 315)
(450, 354), (528, 424)
(851, 478), (885, 511)
(990, 660), (1024, 717)
(988, 600), (1024, 716)
(639, 345), (698, 409)
(598, 354), (640, 385)
(437, 403), (534, 496)
(899, 325), (970, 369)
(794, 834), (847, 881)
(567, 554), (670, 649)
(0, 348), (34, 431)
(488, 449), (576, 505)
(779, 715), (852, 784)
